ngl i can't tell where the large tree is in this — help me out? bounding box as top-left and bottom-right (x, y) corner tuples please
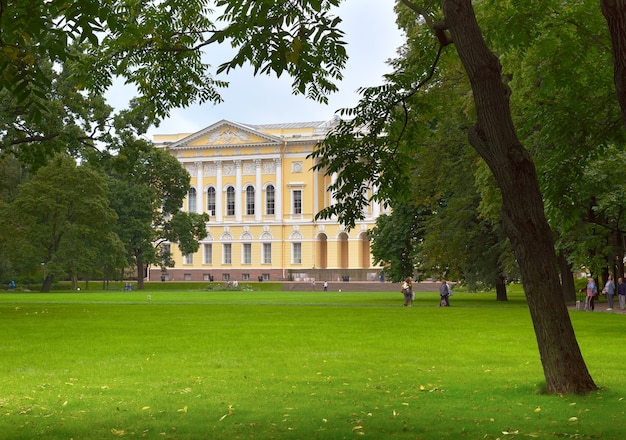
(369, 202), (429, 283)
(602, 0), (626, 127)
(96, 137), (209, 289)
(0, 155), (122, 291)
(436, 0), (596, 393)
(301, 0), (596, 392)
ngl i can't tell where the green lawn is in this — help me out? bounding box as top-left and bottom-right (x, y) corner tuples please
(1, 288), (625, 439)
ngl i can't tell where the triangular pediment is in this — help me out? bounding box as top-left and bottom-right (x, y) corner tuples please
(168, 120), (283, 149)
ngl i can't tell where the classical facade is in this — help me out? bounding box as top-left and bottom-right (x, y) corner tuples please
(150, 118), (386, 283)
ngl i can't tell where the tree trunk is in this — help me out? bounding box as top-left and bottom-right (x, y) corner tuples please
(495, 274), (507, 301)
(602, 0), (626, 127)
(441, 0), (597, 394)
(136, 254), (145, 290)
(41, 274), (53, 293)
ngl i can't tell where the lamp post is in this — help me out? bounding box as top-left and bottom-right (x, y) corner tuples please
(41, 262), (45, 284)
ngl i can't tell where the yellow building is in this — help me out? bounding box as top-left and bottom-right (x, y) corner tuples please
(151, 118), (386, 283)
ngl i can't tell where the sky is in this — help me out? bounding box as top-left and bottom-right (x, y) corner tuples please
(109, 0), (405, 138)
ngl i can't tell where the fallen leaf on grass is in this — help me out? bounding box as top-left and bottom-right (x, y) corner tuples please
(111, 428), (126, 436)
(177, 405), (188, 413)
(568, 417), (578, 422)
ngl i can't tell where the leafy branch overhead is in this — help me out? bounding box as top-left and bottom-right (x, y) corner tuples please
(309, 2), (449, 229)
(0, 0), (350, 126)
(209, 0), (347, 103)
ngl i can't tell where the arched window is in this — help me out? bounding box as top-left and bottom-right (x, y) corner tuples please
(266, 184), (275, 215)
(226, 186), (235, 216)
(246, 186), (255, 215)
(207, 187), (216, 216)
(188, 188), (197, 213)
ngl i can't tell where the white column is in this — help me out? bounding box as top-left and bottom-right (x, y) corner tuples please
(195, 161), (204, 213)
(216, 160), (223, 222)
(372, 185), (381, 218)
(275, 158), (282, 220)
(330, 172), (338, 219)
(313, 158), (319, 217)
(235, 160), (242, 222)
(255, 159), (262, 221)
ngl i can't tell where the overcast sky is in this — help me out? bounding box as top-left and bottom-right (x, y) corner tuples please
(108, 1), (405, 138)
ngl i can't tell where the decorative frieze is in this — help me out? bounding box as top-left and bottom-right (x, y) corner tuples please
(208, 128), (250, 144)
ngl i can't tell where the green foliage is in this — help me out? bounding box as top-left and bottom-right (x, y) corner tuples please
(0, 0), (226, 124)
(166, 211), (211, 255)
(369, 204), (430, 282)
(0, 56), (113, 168)
(211, 0), (346, 103)
(93, 138), (207, 286)
(0, 155), (122, 290)
(475, 0), (626, 278)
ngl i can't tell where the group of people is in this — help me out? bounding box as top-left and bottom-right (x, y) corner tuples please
(585, 275), (626, 311)
(402, 277), (452, 307)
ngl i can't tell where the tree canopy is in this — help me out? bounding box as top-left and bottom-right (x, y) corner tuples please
(0, 155), (123, 291)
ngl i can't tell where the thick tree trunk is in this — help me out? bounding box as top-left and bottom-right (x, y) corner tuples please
(441, 0), (597, 394)
(602, 0), (626, 127)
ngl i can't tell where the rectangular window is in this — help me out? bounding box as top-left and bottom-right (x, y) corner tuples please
(266, 185), (275, 215)
(161, 244), (171, 265)
(262, 243), (272, 264)
(226, 187), (235, 216)
(188, 188), (197, 213)
(207, 188), (216, 216)
(246, 187), (255, 215)
(242, 243), (252, 264)
(223, 243), (232, 264)
(242, 273), (250, 281)
(183, 253), (193, 265)
(292, 242), (302, 264)
(203, 243), (212, 264)
(293, 189), (302, 215)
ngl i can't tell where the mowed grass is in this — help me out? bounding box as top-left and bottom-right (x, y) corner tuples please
(1, 288), (625, 439)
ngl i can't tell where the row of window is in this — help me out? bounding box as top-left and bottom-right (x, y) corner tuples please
(188, 185), (303, 216)
(171, 242), (303, 265)
(170, 273), (271, 282)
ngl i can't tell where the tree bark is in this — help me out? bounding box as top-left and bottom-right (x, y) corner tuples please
(441, 0), (597, 394)
(41, 274), (53, 293)
(136, 252), (145, 290)
(495, 274), (508, 301)
(601, 0), (626, 127)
